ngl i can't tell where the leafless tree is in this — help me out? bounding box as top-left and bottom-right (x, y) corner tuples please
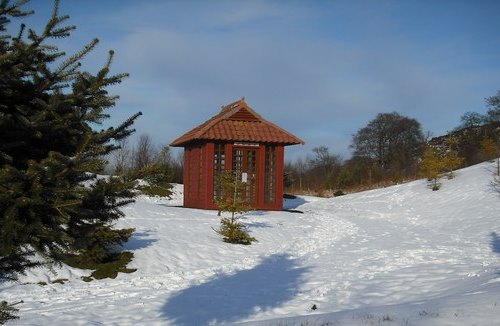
(486, 89), (500, 122)
(170, 151), (184, 184)
(294, 157), (307, 191)
(112, 139), (132, 174)
(351, 112), (424, 172)
(132, 134), (156, 170)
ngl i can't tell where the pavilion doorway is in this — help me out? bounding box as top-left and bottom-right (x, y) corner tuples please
(232, 147), (259, 205)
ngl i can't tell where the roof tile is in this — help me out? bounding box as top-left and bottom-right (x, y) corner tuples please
(170, 99), (304, 147)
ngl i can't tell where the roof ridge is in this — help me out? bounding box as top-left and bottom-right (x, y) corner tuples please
(170, 99), (304, 147)
(236, 100), (303, 144)
(192, 99), (246, 138)
(219, 98), (248, 116)
(193, 99), (257, 138)
(235, 100), (264, 121)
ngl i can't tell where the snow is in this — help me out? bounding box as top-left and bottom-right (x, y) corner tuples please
(2, 161), (500, 325)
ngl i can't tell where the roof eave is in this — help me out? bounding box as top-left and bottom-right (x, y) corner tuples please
(171, 138), (304, 147)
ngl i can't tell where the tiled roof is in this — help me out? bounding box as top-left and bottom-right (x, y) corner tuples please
(170, 99), (304, 147)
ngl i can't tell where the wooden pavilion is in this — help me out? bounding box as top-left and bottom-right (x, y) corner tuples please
(170, 98), (304, 210)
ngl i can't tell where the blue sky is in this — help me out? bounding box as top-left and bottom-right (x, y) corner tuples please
(19, 0), (500, 160)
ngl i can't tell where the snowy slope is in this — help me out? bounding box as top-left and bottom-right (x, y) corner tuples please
(1, 161), (500, 325)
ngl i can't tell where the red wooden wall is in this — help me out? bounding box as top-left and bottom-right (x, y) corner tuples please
(183, 142), (214, 209)
(183, 142), (285, 211)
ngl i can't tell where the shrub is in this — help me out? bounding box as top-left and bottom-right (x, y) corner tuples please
(333, 190), (345, 197)
(215, 217), (256, 245)
(213, 171), (256, 245)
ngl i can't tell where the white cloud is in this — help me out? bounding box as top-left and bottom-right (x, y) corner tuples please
(66, 0), (500, 158)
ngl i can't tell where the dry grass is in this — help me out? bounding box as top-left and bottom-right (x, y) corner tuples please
(286, 176), (420, 198)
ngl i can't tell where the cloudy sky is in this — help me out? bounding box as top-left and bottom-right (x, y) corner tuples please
(21, 0), (500, 160)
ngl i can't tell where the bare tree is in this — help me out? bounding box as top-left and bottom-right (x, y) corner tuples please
(132, 134), (155, 170)
(308, 146), (342, 191)
(458, 111), (486, 129)
(294, 157), (307, 191)
(170, 151), (184, 184)
(309, 146), (341, 171)
(486, 89), (500, 122)
(351, 112), (424, 172)
(112, 139), (132, 174)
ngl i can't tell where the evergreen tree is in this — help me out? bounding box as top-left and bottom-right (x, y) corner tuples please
(0, 0), (145, 292)
(442, 135), (464, 179)
(420, 137), (464, 191)
(213, 170), (256, 245)
(420, 145), (443, 191)
(480, 136), (500, 176)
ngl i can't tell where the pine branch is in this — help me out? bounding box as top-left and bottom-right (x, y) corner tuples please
(50, 24), (75, 39)
(97, 112), (142, 144)
(0, 0), (32, 18)
(54, 38), (98, 78)
(12, 22), (24, 41)
(0, 251), (39, 282)
(0, 300), (21, 323)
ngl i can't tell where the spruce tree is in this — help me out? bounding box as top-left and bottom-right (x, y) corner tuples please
(480, 136), (500, 176)
(420, 138), (464, 191)
(420, 145), (443, 191)
(442, 135), (464, 179)
(0, 0), (146, 290)
(214, 170), (256, 245)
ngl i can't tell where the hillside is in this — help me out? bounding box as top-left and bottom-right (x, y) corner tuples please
(2, 161), (500, 325)
(429, 121), (500, 166)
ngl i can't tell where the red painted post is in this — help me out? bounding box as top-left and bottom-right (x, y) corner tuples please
(257, 144), (266, 209)
(275, 145), (285, 210)
(183, 148), (190, 207)
(225, 143), (233, 172)
(204, 142), (215, 210)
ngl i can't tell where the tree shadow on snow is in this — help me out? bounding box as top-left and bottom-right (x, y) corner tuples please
(489, 178), (500, 195)
(242, 212), (272, 228)
(283, 196), (308, 210)
(243, 221), (272, 229)
(121, 231), (158, 250)
(491, 232), (500, 254)
(246, 210), (268, 217)
(161, 254), (309, 325)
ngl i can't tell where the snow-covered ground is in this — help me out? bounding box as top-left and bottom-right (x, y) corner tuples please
(2, 161), (500, 325)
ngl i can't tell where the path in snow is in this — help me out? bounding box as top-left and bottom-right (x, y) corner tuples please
(258, 165), (500, 322)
